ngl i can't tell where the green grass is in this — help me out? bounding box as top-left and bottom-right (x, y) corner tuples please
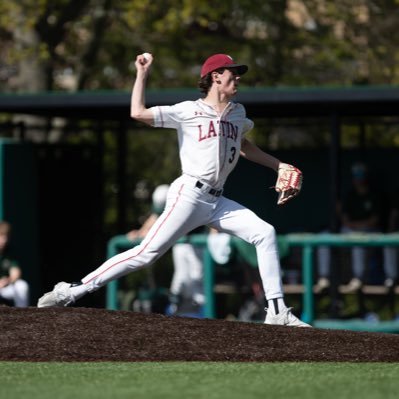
(1, 362), (398, 399)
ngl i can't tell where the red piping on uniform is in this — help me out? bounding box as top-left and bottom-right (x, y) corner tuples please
(84, 184), (184, 284)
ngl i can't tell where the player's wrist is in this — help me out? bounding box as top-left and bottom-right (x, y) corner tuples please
(276, 161), (284, 172)
(136, 68), (149, 79)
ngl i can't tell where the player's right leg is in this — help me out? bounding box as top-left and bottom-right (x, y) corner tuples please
(38, 177), (207, 308)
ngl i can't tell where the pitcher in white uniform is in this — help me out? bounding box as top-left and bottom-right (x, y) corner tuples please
(38, 53), (310, 327)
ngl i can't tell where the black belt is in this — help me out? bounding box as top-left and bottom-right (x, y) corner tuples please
(195, 181), (222, 197)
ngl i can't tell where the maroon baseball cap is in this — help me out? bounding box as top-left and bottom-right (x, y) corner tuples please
(200, 54), (248, 78)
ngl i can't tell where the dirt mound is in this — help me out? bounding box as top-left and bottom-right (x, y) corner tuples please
(1, 306), (398, 362)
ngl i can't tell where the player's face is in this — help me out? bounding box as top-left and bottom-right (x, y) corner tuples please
(218, 68), (240, 96)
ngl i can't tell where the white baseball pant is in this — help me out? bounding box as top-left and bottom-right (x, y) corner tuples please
(170, 242), (205, 305)
(81, 174), (283, 300)
(0, 279), (29, 307)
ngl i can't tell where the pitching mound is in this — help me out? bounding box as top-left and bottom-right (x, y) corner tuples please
(1, 306), (399, 362)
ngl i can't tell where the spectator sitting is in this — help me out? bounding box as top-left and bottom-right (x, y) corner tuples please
(0, 221), (29, 307)
(383, 189), (399, 290)
(340, 162), (382, 292)
(315, 163), (383, 294)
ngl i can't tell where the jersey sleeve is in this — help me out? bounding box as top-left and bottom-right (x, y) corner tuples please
(150, 102), (187, 129)
(242, 118), (254, 135)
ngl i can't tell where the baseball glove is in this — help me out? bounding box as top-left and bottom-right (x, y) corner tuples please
(275, 163), (303, 205)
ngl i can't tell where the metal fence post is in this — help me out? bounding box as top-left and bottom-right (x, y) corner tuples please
(203, 247), (216, 318)
(302, 244), (314, 324)
(106, 280), (119, 310)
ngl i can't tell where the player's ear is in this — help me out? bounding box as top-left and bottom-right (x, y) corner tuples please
(212, 71), (221, 84)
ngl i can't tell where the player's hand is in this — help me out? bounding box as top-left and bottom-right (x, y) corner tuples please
(126, 230), (139, 241)
(0, 277), (9, 288)
(275, 163), (303, 205)
(135, 53), (153, 73)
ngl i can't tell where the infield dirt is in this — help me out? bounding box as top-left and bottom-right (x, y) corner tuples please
(1, 306), (398, 362)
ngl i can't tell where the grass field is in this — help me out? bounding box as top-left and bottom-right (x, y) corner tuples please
(1, 362), (398, 399)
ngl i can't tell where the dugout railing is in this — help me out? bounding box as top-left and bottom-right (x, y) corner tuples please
(284, 233), (399, 333)
(106, 233), (399, 333)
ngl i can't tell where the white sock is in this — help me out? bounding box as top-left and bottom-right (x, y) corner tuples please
(70, 283), (89, 302)
(267, 297), (286, 316)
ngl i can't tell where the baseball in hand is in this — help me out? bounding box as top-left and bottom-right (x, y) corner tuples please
(142, 52), (151, 61)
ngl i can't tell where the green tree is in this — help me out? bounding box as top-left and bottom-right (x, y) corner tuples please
(1, 0), (399, 92)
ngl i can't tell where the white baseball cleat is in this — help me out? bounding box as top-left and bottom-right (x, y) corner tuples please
(264, 307), (312, 327)
(37, 282), (74, 308)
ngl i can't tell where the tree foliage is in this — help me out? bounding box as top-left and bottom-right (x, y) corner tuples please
(1, 0), (399, 92)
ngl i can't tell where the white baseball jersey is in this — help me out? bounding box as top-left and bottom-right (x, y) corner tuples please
(151, 100), (254, 189)
(79, 98), (283, 304)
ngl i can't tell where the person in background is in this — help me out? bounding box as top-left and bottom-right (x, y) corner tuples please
(314, 203), (341, 295)
(126, 184), (170, 242)
(0, 221), (29, 307)
(383, 190), (399, 290)
(315, 163), (383, 294)
(167, 237), (205, 317)
(340, 163), (382, 292)
(128, 185), (205, 317)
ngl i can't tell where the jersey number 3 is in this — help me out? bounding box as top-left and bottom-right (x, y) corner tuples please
(228, 146), (236, 163)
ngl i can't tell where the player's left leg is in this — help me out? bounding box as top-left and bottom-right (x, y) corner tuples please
(208, 196), (310, 327)
(208, 197), (282, 300)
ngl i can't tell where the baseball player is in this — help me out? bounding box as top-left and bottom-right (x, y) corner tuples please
(38, 53), (309, 327)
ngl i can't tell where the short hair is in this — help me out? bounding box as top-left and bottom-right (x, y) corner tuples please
(197, 68), (226, 95)
(198, 73), (213, 95)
